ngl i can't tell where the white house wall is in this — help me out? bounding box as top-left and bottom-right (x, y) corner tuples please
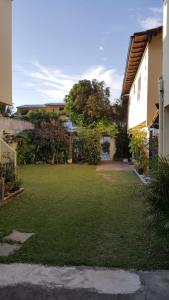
(163, 0), (169, 156)
(164, 0), (169, 108)
(128, 47), (148, 130)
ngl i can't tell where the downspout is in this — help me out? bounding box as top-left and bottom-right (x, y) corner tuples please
(158, 76), (164, 155)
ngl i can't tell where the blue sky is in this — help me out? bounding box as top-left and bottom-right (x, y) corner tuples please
(13, 0), (162, 107)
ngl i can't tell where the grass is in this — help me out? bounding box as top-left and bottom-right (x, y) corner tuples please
(0, 164), (169, 270)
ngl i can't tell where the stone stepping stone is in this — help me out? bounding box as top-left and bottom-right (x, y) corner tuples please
(0, 243), (21, 257)
(4, 230), (34, 244)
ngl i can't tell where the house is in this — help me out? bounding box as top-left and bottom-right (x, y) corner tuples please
(0, 0), (16, 165)
(159, 0), (169, 157)
(17, 103), (65, 116)
(121, 27), (163, 142)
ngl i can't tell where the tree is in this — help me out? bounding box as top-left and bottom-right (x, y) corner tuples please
(112, 98), (130, 160)
(65, 79), (112, 125)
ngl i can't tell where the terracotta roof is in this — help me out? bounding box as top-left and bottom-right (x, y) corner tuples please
(17, 104), (44, 109)
(45, 103), (65, 106)
(17, 103), (65, 109)
(121, 26), (162, 97)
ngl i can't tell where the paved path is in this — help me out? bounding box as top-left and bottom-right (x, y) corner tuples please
(0, 264), (169, 299)
(96, 161), (132, 172)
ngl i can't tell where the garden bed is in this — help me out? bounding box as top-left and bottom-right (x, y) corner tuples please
(0, 188), (24, 207)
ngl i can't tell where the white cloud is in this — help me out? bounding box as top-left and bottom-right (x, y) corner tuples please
(99, 45), (104, 51)
(138, 6), (163, 30)
(139, 17), (162, 30)
(149, 7), (163, 14)
(26, 62), (122, 102)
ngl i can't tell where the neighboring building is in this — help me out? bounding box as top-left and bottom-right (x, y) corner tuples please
(0, 0), (12, 105)
(159, 0), (169, 156)
(0, 0), (16, 165)
(17, 103), (65, 116)
(121, 27), (163, 139)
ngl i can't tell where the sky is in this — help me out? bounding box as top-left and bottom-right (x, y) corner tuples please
(12, 0), (163, 107)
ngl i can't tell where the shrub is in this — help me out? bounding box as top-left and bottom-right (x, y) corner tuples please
(17, 124), (70, 165)
(129, 128), (148, 173)
(146, 156), (169, 231)
(72, 138), (86, 163)
(115, 126), (130, 160)
(84, 129), (101, 165)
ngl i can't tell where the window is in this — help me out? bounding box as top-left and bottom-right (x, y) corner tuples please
(137, 76), (141, 101)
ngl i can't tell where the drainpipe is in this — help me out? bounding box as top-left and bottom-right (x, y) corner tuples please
(158, 76), (164, 155)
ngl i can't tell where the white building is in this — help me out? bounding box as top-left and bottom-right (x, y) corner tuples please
(121, 27), (162, 137)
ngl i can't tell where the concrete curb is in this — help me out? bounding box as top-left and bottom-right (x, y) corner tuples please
(0, 264), (169, 299)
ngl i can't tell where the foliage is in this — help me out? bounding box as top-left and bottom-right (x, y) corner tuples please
(129, 128), (148, 172)
(114, 126), (130, 160)
(65, 79), (113, 126)
(112, 99), (129, 160)
(84, 129), (101, 165)
(0, 163), (22, 194)
(17, 124), (70, 165)
(24, 110), (61, 127)
(5, 168), (22, 192)
(72, 138), (86, 163)
(74, 123), (117, 165)
(146, 156), (169, 231)
(149, 136), (158, 158)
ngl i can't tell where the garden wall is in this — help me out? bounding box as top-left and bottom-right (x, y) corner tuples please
(0, 117), (34, 137)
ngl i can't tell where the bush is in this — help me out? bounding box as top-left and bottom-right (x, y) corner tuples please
(17, 124), (70, 165)
(72, 138), (86, 163)
(129, 128), (148, 173)
(115, 126), (130, 160)
(146, 156), (169, 231)
(84, 130), (101, 165)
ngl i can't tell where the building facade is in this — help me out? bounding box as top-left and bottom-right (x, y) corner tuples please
(121, 27), (162, 138)
(0, 0), (12, 105)
(0, 0), (16, 165)
(17, 103), (65, 116)
(159, 0), (169, 156)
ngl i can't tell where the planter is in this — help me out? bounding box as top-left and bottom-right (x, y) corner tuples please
(0, 188), (24, 207)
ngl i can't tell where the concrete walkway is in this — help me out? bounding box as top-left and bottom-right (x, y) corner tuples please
(0, 264), (169, 299)
(96, 161), (132, 172)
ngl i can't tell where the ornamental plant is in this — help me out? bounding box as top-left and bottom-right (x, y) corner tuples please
(129, 128), (148, 174)
(146, 156), (169, 231)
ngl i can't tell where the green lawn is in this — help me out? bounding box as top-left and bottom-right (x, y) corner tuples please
(0, 164), (169, 269)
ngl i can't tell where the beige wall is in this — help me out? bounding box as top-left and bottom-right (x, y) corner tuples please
(0, 117), (34, 137)
(147, 32), (163, 126)
(128, 32), (162, 132)
(0, 0), (12, 105)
